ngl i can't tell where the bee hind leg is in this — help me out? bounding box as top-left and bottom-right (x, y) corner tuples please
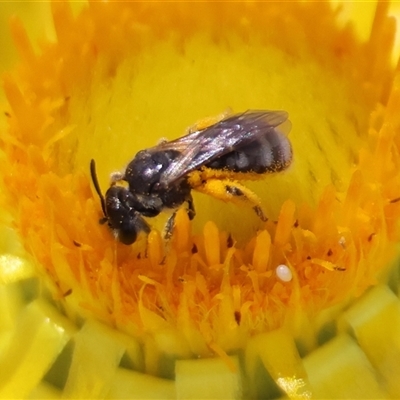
(195, 179), (268, 222)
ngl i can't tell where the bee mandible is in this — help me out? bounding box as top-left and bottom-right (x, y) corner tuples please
(90, 110), (293, 244)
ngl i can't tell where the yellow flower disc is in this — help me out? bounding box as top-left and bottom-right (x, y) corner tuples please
(2, 1), (400, 364)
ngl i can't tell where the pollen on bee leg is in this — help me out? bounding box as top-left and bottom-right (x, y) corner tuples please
(276, 264), (292, 282)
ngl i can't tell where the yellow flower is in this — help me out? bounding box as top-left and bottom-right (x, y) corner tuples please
(1, 1), (400, 398)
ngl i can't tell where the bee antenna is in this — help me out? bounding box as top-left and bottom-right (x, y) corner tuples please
(90, 159), (107, 218)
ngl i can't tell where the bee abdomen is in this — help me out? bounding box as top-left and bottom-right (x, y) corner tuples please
(206, 133), (292, 174)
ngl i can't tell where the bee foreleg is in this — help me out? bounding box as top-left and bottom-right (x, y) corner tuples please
(194, 179), (268, 222)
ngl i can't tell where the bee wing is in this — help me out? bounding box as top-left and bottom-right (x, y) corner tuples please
(155, 110), (289, 186)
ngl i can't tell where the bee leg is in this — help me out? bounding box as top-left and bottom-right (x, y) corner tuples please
(160, 210), (178, 264)
(164, 211), (177, 241)
(195, 179), (268, 222)
(164, 195), (194, 243)
(253, 205), (267, 222)
(156, 212), (174, 265)
(161, 198), (195, 266)
(187, 194), (196, 220)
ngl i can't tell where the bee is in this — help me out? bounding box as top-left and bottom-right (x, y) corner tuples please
(90, 110), (292, 245)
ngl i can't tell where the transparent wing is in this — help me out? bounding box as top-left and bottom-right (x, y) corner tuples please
(152, 110), (289, 186)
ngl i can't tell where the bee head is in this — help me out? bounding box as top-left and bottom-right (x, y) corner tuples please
(104, 186), (150, 244)
(90, 160), (150, 245)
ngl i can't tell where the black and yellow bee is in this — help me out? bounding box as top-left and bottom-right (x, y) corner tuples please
(90, 110), (292, 244)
